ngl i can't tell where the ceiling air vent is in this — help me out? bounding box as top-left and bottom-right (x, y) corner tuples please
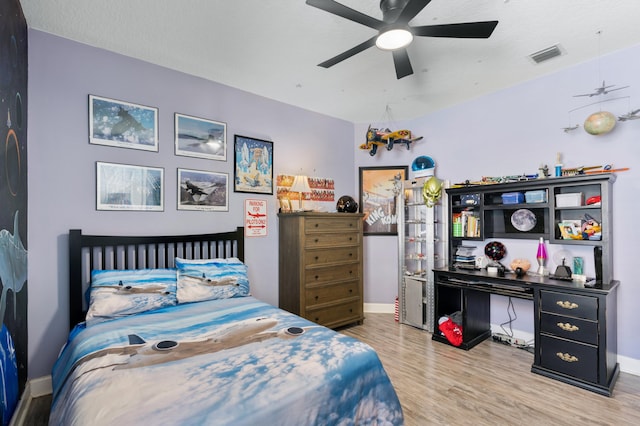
(528, 44), (563, 64)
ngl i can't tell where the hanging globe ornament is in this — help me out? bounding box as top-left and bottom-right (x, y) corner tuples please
(583, 111), (616, 135)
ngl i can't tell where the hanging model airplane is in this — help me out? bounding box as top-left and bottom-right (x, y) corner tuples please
(360, 126), (423, 156)
(562, 124), (579, 133)
(618, 109), (640, 121)
(573, 80), (629, 97)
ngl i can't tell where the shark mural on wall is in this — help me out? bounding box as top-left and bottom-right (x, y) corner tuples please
(0, 212), (27, 326)
(0, 0), (28, 423)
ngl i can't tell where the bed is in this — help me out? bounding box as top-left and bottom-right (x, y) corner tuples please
(50, 228), (404, 425)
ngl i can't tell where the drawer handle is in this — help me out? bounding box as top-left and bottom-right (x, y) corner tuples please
(349, 252), (353, 257)
(315, 238), (319, 243)
(349, 289), (353, 293)
(315, 224), (319, 228)
(315, 256), (319, 260)
(556, 301), (579, 310)
(315, 275), (319, 280)
(315, 317), (320, 322)
(349, 237), (353, 241)
(315, 295), (319, 300)
(556, 352), (579, 363)
(557, 322), (579, 332)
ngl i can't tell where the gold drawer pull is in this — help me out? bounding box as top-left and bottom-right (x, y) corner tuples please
(557, 322), (579, 332)
(556, 301), (579, 310)
(556, 352), (579, 363)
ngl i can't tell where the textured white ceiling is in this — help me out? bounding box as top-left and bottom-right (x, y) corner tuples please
(20, 0), (640, 123)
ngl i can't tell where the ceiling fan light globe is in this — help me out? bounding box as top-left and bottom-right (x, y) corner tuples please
(376, 29), (413, 50)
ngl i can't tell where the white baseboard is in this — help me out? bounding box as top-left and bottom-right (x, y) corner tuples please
(364, 303), (395, 314)
(9, 376), (52, 426)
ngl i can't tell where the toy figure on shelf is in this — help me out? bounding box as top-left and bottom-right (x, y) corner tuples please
(422, 176), (443, 208)
(359, 125), (423, 156)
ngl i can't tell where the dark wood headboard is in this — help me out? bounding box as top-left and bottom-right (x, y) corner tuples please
(68, 227), (245, 329)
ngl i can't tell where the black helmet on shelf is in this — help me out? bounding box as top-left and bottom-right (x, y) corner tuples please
(336, 195), (358, 213)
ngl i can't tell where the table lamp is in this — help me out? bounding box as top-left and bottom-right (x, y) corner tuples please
(290, 175), (311, 211)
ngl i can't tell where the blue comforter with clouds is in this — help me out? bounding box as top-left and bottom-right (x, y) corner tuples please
(50, 297), (403, 425)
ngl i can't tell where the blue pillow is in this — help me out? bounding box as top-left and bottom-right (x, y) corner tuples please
(86, 268), (177, 326)
(175, 257), (249, 303)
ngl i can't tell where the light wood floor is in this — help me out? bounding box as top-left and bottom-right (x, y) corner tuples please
(27, 313), (640, 425)
(340, 313), (640, 426)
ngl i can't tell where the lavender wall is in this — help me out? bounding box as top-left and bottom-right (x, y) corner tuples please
(26, 28), (640, 378)
(27, 30), (356, 378)
(356, 44), (640, 372)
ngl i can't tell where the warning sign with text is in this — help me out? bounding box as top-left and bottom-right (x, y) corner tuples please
(244, 199), (267, 237)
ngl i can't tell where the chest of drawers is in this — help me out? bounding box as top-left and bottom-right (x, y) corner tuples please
(532, 285), (619, 396)
(278, 212), (364, 328)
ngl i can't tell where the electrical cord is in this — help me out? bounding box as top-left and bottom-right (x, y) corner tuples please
(499, 297), (517, 337)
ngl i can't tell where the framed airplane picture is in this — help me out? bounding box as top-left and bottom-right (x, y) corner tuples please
(89, 95), (158, 151)
(96, 162), (164, 211)
(177, 168), (229, 211)
(175, 113), (227, 161)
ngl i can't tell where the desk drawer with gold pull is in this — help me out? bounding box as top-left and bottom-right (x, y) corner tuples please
(540, 312), (597, 345)
(540, 335), (597, 382)
(540, 290), (597, 320)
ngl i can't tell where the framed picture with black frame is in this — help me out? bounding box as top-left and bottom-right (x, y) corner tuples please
(359, 165), (408, 235)
(233, 134), (273, 194)
(175, 113), (227, 161)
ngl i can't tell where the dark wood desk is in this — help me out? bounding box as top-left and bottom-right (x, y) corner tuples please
(433, 268), (619, 396)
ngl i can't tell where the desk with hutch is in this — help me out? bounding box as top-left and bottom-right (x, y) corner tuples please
(433, 174), (619, 396)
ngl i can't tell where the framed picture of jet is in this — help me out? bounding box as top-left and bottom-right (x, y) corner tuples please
(233, 135), (273, 195)
(177, 168), (229, 211)
(89, 95), (159, 151)
(359, 166), (407, 235)
(96, 162), (164, 211)
(175, 113), (227, 161)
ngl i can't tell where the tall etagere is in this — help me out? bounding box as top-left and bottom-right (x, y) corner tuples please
(397, 177), (448, 332)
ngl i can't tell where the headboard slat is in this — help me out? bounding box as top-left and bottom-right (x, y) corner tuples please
(68, 227), (245, 330)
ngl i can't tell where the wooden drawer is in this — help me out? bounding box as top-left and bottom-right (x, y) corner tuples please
(305, 263), (359, 285)
(304, 232), (360, 249)
(305, 247), (361, 266)
(305, 216), (361, 234)
(305, 299), (362, 327)
(306, 281), (360, 307)
(540, 290), (597, 320)
(540, 334), (597, 383)
(540, 312), (598, 345)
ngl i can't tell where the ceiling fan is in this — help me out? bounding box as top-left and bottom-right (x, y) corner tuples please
(306, 0), (499, 79)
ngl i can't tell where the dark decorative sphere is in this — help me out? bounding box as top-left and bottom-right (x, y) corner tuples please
(336, 195), (358, 213)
